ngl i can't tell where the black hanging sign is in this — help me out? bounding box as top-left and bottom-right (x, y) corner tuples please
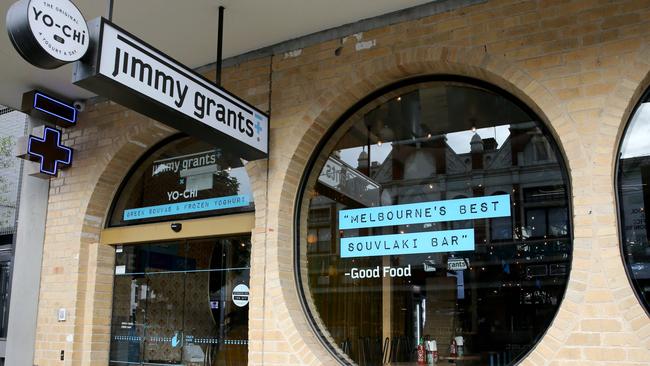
(73, 18), (269, 161)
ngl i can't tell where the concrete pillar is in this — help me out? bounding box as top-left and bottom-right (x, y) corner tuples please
(5, 117), (50, 366)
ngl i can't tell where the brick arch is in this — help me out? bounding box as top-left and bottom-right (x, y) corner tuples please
(81, 120), (176, 229)
(266, 46), (591, 365)
(611, 43), (650, 158)
(70, 109), (176, 364)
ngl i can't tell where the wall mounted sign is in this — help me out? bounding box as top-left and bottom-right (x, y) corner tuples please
(26, 126), (72, 176)
(21, 90), (77, 127)
(6, 0), (89, 69)
(73, 18), (269, 161)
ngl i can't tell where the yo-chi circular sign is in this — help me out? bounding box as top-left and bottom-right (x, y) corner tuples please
(6, 0), (89, 69)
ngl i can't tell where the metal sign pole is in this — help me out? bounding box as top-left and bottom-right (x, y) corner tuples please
(216, 6), (224, 86)
(107, 0), (114, 21)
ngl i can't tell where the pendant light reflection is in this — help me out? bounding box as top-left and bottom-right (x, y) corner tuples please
(378, 124), (394, 147)
(307, 231), (318, 245)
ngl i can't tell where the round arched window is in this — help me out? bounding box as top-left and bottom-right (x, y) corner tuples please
(296, 78), (572, 366)
(617, 89), (650, 313)
(109, 135), (254, 227)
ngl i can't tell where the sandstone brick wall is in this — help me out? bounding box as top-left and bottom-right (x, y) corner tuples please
(33, 0), (650, 365)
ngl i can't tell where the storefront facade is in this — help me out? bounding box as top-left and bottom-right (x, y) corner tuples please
(30, 1), (650, 365)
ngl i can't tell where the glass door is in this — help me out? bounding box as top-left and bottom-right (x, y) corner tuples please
(109, 235), (251, 366)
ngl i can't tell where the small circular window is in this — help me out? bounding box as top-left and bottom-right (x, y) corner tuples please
(296, 79), (572, 365)
(617, 89), (650, 313)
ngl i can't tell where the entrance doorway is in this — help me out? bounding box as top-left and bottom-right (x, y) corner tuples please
(109, 235), (250, 365)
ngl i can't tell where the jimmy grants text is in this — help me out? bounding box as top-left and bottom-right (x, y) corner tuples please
(111, 47), (255, 137)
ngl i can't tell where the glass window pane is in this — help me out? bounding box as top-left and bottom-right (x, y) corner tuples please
(526, 209), (547, 238)
(548, 208), (568, 237)
(618, 98), (650, 312)
(109, 136), (254, 227)
(144, 242), (186, 273)
(109, 275), (146, 364)
(110, 237), (250, 366)
(0, 260), (10, 338)
(142, 272), (184, 364)
(490, 216), (512, 241)
(297, 81), (572, 366)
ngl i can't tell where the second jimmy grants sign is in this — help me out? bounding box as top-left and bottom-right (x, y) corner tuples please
(73, 18), (268, 160)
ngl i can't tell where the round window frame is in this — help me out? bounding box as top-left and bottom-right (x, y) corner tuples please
(293, 75), (575, 365)
(614, 86), (650, 317)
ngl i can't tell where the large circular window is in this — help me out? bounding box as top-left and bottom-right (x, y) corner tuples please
(617, 89), (650, 313)
(296, 79), (572, 366)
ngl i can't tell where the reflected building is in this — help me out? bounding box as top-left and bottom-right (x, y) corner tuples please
(618, 155), (650, 306)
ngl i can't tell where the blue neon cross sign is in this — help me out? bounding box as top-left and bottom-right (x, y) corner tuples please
(254, 121), (262, 135)
(28, 127), (72, 176)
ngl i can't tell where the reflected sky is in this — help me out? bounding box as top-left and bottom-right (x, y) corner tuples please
(446, 125), (510, 154)
(621, 103), (650, 159)
(230, 166), (251, 196)
(338, 125), (511, 168)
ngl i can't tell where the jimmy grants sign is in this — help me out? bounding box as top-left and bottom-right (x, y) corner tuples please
(73, 18), (268, 160)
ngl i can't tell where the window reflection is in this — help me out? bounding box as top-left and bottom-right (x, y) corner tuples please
(109, 136), (254, 227)
(618, 99), (650, 312)
(300, 82), (572, 366)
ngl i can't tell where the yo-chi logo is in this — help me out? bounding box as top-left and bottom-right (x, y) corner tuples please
(28, 0), (88, 61)
(167, 190), (198, 201)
